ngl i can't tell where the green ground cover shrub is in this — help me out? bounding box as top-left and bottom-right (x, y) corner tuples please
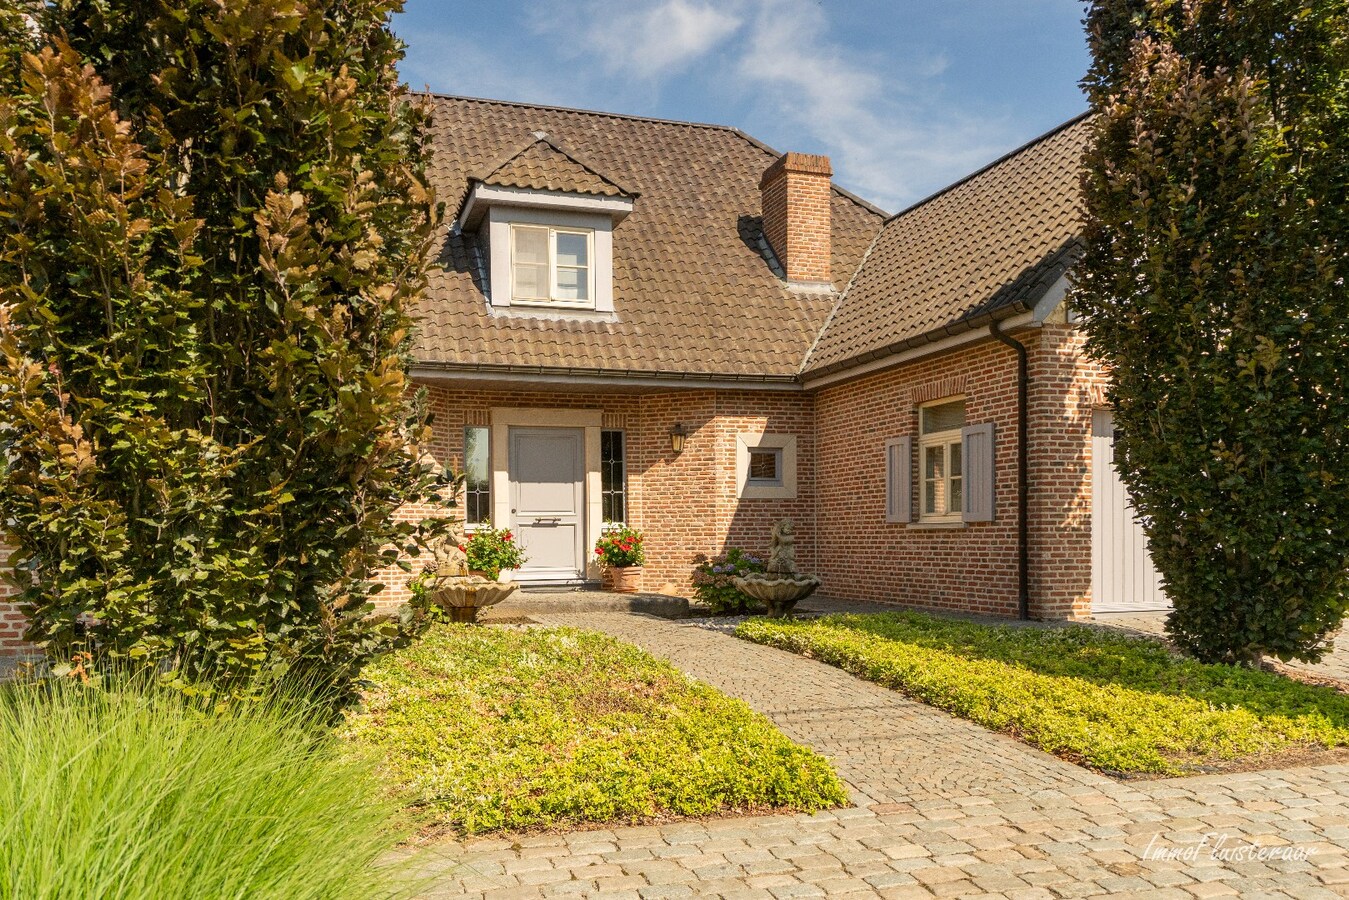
(737, 612), (1349, 775)
(0, 677), (408, 900)
(345, 626), (847, 834)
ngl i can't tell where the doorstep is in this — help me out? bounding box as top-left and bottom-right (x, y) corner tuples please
(486, 589), (690, 620)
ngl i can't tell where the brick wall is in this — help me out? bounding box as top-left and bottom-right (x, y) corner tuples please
(371, 383), (818, 611)
(813, 324), (1107, 619)
(0, 547), (30, 668)
(0, 323), (1111, 653)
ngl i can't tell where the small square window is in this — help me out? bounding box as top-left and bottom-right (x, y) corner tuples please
(747, 448), (783, 486)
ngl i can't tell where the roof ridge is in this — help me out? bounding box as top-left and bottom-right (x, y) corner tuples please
(879, 112), (1092, 226)
(418, 91), (743, 134)
(421, 92), (890, 220)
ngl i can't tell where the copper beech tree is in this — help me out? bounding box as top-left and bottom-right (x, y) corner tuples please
(1074, 0), (1349, 663)
(0, 0), (450, 694)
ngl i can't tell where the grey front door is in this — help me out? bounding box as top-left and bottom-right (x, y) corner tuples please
(509, 427), (585, 582)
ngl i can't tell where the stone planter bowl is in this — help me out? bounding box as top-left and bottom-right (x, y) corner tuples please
(733, 573), (821, 618)
(426, 576), (519, 623)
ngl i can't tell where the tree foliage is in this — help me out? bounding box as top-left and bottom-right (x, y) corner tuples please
(0, 0), (449, 693)
(1075, 0), (1349, 663)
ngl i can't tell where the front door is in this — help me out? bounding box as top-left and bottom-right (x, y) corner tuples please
(509, 427), (585, 582)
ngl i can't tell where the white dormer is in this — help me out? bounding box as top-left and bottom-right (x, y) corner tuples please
(456, 133), (636, 314)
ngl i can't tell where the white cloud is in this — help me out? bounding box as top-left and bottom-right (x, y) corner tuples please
(733, 0), (1010, 212)
(536, 0), (743, 79)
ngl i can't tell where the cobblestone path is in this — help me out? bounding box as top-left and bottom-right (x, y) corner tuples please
(410, 612), (1349, 899)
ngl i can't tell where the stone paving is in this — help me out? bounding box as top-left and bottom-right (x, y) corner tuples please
(412, 611), (1349, 899)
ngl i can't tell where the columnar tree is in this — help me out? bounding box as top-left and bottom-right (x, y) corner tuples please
(0, 0), (449, 692)
(1074, 0), (1349, 663)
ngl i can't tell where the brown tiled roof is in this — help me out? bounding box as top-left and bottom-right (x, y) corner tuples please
(412, 95), (886, 379)
(477, 135), (632, 198)
(802, 115), (1092, 378)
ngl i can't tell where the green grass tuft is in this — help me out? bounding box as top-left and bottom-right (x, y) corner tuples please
(0, 676), (410, 900)
(736, 612), (1349, 775)
(344, 625), (848, 834)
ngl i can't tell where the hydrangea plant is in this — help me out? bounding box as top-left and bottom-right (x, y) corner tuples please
(692, 549), (766, 615)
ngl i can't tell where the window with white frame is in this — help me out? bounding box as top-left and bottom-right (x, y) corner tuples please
(510, 224), (593, 306)
(919, 398), (965, 522)
(463, 426), (491, 527)
(601, 429), (626, 526)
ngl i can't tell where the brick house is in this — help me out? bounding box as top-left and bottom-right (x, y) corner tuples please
(0, 95), (1167, 664)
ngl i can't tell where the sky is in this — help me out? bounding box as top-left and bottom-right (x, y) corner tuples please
(392, 1), (1092, 214)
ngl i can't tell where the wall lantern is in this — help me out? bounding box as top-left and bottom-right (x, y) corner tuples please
(669, 423), (688, 454)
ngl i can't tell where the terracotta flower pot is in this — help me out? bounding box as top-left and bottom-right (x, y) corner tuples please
(603, 565), (643, 594)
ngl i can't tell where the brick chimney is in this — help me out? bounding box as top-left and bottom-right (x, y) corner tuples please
(759, 152), (832, 285)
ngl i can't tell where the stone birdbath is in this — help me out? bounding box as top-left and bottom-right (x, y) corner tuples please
(732, 519), (821, 618)
(422, 529), (518, 623)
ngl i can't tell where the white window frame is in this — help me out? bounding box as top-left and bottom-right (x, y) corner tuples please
(509, 223), (595, 308)
(918, 397), (965, 524)
(486, 206), (614, 313)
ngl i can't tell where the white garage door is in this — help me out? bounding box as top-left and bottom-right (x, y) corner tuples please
(1091, 409), (1169, 612)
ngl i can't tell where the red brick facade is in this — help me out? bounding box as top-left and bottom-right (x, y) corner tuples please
(0, 323), (1110, 665)
(813, 321), (1105, 620)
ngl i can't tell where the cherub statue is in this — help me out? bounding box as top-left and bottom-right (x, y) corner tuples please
(766, 519), (797, 575)
(430, 524), (470, 578)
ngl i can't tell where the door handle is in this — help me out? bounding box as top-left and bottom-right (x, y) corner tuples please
(533, 516), (562, 525)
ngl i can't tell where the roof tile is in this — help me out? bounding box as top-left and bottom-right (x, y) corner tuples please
(802, 116), (1091, 376)
(413, 95), (884, 379)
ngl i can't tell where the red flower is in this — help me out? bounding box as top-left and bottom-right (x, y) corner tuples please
(594, 547), (603, 554)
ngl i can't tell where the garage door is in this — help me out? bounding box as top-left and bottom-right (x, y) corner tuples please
(1091, 409), (1169, 612)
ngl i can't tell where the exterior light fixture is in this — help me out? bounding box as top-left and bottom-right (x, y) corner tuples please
(669, 423), (688, 454)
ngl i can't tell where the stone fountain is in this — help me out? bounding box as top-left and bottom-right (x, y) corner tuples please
(732, 519), (821, 618)
(421, 527), (519, 623)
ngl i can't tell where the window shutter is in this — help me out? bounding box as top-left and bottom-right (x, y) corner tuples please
(885, 437), (912, 524)
(962, 423), (995, 522)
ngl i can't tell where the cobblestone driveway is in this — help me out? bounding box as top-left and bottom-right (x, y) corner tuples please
(412, 612), (1349, 899)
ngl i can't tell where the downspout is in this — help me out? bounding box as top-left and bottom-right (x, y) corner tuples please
(989, 318), (1030, 620)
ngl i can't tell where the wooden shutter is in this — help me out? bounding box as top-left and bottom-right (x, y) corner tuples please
(885, 437), (912, 523)
(962, 423), (995, 522)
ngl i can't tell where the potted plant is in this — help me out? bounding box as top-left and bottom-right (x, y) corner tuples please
(594, 526), (645, 593)
(464, 526), (527, 581)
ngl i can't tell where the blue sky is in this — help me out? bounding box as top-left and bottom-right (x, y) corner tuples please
(393, 1), (1091, 213)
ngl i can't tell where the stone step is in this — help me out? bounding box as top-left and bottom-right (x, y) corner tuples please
(486, 590), (689, 620)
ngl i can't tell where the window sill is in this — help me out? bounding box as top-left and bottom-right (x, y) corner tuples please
(488, 304), (617, 322)
(906, 521), (967, 530)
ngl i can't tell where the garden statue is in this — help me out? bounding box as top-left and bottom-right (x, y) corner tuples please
(765, 519), (797, 575)
(733, 518), (821, 618)
(432, 524), (470, 577)
(421, 529), (517, 623)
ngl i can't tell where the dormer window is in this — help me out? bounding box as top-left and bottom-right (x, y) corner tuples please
(455, 132), (636, 318)
(511, 224), (594, 307)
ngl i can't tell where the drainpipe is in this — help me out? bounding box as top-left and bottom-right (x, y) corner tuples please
(989, 318), (1030, 621)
